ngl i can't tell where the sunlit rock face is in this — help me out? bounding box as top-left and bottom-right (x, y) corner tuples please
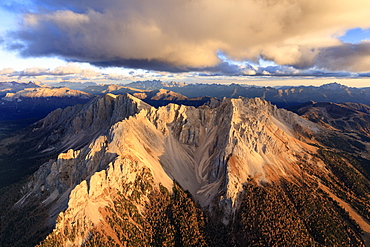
(13, 93), (150, 156)
(9, 93), (369, 246)
(17, 94), (325, 235)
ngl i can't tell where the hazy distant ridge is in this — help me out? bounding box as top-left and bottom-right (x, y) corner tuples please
(83, 81), (370, 107)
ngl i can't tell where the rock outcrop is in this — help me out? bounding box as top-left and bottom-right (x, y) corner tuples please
(10, 93), (150, 157)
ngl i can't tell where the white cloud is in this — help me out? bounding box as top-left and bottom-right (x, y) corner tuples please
(0, 64), (103, 81)
(21, 67), (49, 76)
(52, 65), (83, 75)
(0, 67), (15, 75)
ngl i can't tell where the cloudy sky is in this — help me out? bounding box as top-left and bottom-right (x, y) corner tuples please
(1, 0), (370, 87)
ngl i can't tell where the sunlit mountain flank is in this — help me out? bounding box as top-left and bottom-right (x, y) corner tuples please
(1, 0), (370, 246)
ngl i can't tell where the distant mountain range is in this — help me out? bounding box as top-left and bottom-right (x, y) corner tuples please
(125, 80), (187, 90)
(0, 82), (93, 122)
(1, 80), (370, 133)
(0, 81), (42, 98)
(48, 81), (98, 90)
(81, 81), (370, 108)
(2, 87), (91, 101)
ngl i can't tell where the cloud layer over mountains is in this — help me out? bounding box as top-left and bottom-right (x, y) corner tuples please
(4, 0), (370, 73)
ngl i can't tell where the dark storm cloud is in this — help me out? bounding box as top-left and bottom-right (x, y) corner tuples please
(4, 0), (370, 74)
(196, 64), (355, 78)
(90, 59), (192, 73)
(255, 65), (353, 77)
(314, 42), (370, 72)
(358, 72), (370, 77)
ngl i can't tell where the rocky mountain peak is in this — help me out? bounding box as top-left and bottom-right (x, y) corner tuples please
(13, 93), (151, 157)
(18, 95), (327, 229)
(132, 89), (188, 101)
(3, 93), (370, 246)
(319, 82), (348, 90)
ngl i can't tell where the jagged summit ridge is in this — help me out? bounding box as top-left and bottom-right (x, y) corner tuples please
(19, 93), (151, 156)
(16, 94), (329, 242)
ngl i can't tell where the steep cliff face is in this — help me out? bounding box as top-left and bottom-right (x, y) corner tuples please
(4, 94), (370, 246)
(8, 93), (150, 157)
(19, 96), (319, 238)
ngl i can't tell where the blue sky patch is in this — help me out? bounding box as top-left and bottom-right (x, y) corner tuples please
(340, 28), (370, 44)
